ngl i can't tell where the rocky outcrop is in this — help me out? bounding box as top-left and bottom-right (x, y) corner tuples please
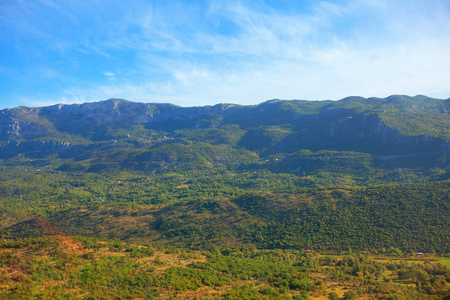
(0, 111), (48, 141)
(0, 140), (74, 159)
(326, 113), (447, 154)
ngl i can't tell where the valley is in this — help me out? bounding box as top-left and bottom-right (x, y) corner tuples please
(0, 95), (449, 298)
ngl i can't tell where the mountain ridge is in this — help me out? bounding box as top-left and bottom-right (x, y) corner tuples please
(1, 94), (450, 255)
(2, 94), (449, 139)
(1, 94), (449, 183)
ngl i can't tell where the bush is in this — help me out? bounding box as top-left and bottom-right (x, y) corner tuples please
(343, 290), (357, 300)
(328, 292), (339, 300)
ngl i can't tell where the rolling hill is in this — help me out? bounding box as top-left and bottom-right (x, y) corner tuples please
(0, 94), (449, 252)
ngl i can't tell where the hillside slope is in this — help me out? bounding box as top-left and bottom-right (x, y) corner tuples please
(0, 95), (449, 183)
(1, 95), (450, 253)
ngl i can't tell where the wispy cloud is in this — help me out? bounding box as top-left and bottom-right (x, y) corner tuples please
(104, 72), (115, 78)
(2, 0), (450, 109)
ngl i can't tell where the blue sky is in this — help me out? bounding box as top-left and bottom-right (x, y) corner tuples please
(1, 0), (449, 109)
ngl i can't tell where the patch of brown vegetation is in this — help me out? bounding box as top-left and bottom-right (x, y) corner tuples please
(31, 216), (85, 255)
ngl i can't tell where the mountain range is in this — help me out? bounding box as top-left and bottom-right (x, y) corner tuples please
(1, 94), (449, 252)
(1, 94), (449, 177)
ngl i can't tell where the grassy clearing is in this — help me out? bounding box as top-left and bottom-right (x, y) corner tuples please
(440, 258), (450, 267)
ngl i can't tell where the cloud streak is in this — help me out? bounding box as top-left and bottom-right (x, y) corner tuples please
(1, 0), (449, 109)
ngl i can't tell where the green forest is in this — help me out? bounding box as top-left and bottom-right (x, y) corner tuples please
(1, 95), (450, 298)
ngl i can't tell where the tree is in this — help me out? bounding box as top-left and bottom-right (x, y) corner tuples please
(328, 292), (339, 300)
(343, 290), (357, 300)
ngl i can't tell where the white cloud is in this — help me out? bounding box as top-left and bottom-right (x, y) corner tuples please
(3, 0), (450, 109)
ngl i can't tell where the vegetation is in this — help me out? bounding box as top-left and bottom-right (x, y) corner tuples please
(0, 166), (449, 252)
(1, 236), (449, 299)
(1, 95), (450, 298)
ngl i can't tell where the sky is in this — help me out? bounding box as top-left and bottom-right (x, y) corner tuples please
(1, 0), (450, 109)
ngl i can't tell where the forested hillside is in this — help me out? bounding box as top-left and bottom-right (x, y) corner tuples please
(1, 172), (449, 252)
(1, 95), (450, 298)
(0, 95), (449, 249)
